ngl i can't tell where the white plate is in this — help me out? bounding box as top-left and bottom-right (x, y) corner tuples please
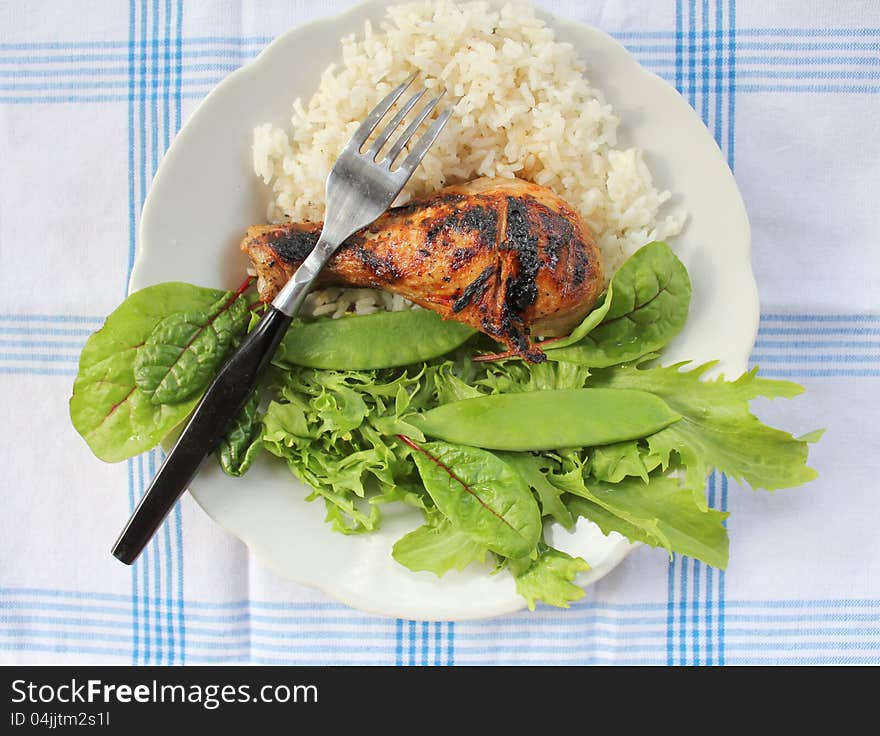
(130, 0), (756, 620)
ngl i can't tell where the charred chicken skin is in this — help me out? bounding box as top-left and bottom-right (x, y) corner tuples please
(242, 177), (604, 361)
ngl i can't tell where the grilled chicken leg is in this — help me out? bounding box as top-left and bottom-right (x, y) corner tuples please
(242, 177), (604, 361)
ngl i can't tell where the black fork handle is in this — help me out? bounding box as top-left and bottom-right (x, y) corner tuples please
(111, 306), (291, 565)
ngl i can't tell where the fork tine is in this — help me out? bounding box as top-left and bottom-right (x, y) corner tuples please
(395, 102), (456, 175)
(366, 87), (427, 160)
(383, 89), (446, 167)
(346, 73), (417, 151)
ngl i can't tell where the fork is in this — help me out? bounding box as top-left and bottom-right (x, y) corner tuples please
(112, 75), (454, 565)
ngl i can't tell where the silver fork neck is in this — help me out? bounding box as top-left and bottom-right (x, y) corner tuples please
(271, 233), (341, 317)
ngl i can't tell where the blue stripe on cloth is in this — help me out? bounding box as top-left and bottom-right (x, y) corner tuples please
(2, 34), (879, 62)
(173, 0), (185, 664)
(720, 84), (880, 95)
(664, 0), (728, 667)
(0, 63), (243, 77)
(127, 458), (137, 664)
(675, 0), (683, 92)
(161, 457), (174, 663)
(627, 40), (880, 52)
(150, 455), (163, 664)
(1, 28), (878, 54)
(0, 367), (76, 375)
(0, 339), (86, 348)
(751, 354), (880, 363)
(0, 92), (208, 103)
(759, 326), (880, 336)
(0, 326), (94, 336)
(733, 27), (880, 37)
(0, 353), (80, 361)
(692, 546), (701, 665)
(667, 555), (675, 665)
(0, 37), (271, 51)
(150, 0), (158, 213)
(629, 55), (880, 68)
(688, 0), (696, 109)
(7, 603), (880, 630)
(137, 455), (150, 663)
(150, 0), (162, 667)
(755, 340), (880, 348)
(164, 0), (171, 157)
(706, 473), (716, 665)
(720, 475), (728, 665)
(126, 0), (139, 666)
(137, 0), (148, 665)
(750, 369), (880, 377)
(679, 555), (688, 664)
(422, 622), (429, 666)
(728, 0), (736, 168)
(701, 0), (709, 128)
(0, 314), (103, 322)
(7, 587), (880, 612)
(448, 621), (454, 665)
(762, 314), (880, 322)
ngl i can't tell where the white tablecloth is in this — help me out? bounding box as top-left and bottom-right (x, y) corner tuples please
(1, 0), (878, 665)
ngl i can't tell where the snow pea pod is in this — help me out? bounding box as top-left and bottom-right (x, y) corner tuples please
(276, 309), (476, 370)
(410, 388), (681, 451)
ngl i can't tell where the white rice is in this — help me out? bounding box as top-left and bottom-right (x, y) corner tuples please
(253, 0), (686, 317)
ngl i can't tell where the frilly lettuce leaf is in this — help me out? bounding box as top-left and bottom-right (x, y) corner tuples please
(392, 518), (488, 577)
(499, 452), (574, 528)
(565, 474), (729, 569)
(509, 546), (590, 610)
(588, 360), (820, 509)
(590, 440), (661, 484)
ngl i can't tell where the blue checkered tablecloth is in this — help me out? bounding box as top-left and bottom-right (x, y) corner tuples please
(1, 0), (878, 665)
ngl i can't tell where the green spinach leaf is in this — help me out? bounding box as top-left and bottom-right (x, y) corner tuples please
(69, 282), (226, 462)
(218, 391), (263, 477)
(134, 291), (249, 404)
(404, 438), (542, 558)
(548, 241), (690, 366)
(543, 284), (613, 350)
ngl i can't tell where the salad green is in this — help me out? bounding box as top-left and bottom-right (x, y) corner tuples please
(409, 388), (682, 450)
(545, 240), (691, 366)
(276, 309), (475, 370)
(70, 282), (250, 462)
(134, 290), (250, 404)
(402, 438), (542, 558)
(69, 242), (820, 609)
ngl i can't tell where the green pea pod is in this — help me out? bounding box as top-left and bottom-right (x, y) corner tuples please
(276, 310), (476, 370)
(410, 388), (681, 451)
